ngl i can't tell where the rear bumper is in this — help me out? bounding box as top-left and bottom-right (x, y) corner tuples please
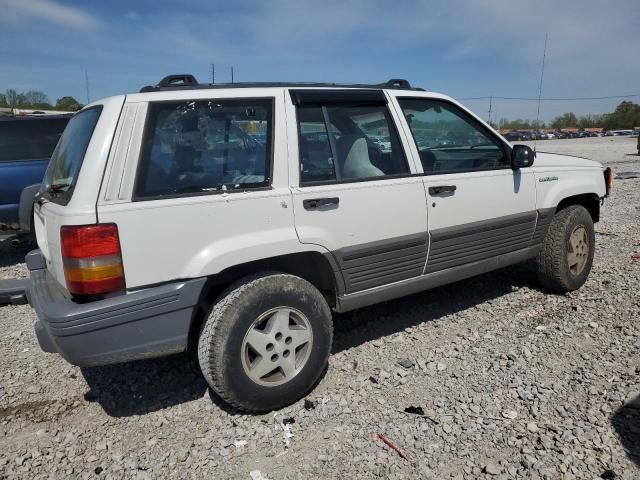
(26, 250), (206, 367)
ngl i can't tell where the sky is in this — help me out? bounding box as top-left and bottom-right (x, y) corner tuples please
(1, 0), (638, 122)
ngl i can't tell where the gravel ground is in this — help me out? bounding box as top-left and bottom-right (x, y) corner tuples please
(1, 136), (639, 479)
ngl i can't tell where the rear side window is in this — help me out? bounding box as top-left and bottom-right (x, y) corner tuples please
(0, 117), (68, 162)
(44, 107), (102, 204)
(134, 98), (273, 200)
(298, 103), (408, 185)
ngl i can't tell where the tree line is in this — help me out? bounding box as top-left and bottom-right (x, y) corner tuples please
(0, 89), (83, 112)
(493, 101), (640, 130)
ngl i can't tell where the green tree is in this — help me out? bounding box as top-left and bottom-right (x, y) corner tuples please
(550, 112), (578, 129)
(602, 101), (640, 129)
(0, 93), (7, 107)
(55, 96), (82, 111)
(24, 90), (51, 109)
(577, 114), (603, 129)
(5, 89), (20, 107)
(497, 118), (545, 130)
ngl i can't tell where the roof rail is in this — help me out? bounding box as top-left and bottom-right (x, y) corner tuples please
(139, 75), (424, 93)
(383, 79), (412, 88)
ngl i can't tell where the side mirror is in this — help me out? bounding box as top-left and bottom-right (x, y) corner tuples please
(511, 144), (535, 169)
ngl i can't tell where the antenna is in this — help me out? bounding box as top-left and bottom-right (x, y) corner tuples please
(534, 33), (548, 151)
(84, 69), (90, 104)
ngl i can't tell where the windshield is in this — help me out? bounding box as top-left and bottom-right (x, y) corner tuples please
(44, 107), (101, 202)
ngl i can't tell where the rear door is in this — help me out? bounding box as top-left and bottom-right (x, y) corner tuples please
(390, 94), (537, 274)
(287, 89), (429, 294)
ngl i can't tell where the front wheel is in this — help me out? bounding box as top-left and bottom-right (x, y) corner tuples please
(197, 273), (333, 412)
(535, 205), (595, 292)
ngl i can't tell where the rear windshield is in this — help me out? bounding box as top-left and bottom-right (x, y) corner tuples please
(0, 117), (69, 162)
(44, 107), (102, 203)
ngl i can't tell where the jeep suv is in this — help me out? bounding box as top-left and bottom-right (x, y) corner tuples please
(26, 75), (612, 412)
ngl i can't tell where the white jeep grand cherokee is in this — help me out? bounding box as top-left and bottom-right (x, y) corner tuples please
(27, 75), (613, 412)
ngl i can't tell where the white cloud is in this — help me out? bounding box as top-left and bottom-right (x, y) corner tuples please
(0, 0), (99, 29)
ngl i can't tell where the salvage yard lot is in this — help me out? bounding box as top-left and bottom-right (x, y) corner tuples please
(1, 136), (639, 479)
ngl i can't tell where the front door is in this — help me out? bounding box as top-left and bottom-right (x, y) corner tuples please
(288, 90), (429, 294)
(394, 96), (537, 274)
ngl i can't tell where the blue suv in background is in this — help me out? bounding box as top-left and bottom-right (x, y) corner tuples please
(0, 114), (70, 234)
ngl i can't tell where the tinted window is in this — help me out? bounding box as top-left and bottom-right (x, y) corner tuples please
(298, 103), (408, 184)
(398, 98), (507, 173)
(44, 108), (102, 199)
(0, 117), (69, 162)
(135, 99), (273, 199)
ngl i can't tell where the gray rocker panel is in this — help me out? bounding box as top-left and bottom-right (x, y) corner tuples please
(333, 232), (428, 293)
(425, 211), (538, 273)
(336, 245), (540, 312)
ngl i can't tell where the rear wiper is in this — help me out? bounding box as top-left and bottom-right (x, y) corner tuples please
(49, 183), (70, 192)
(34, 183), (71, 205)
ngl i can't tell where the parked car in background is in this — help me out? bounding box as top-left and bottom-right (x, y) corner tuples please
(504, 131), (524, 141)
(0, 114), (70, 235)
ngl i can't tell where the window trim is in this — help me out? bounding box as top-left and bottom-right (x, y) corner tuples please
(396, 96), (512, 176)
(41, 106), (103, 206)
(132, 97), (276, 202)
(296, 102), (411, 187)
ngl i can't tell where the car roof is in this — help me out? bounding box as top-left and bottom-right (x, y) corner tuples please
(138, 74), (426, 93)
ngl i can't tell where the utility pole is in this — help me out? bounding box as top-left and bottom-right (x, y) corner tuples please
(211, 63), (215, 84)
(488, 95), (493, 125)
(85, 69), (90, 104)
(231, 66), (234, 84)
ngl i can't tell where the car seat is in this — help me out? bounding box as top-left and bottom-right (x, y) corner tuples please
(336, 135), (383, 179)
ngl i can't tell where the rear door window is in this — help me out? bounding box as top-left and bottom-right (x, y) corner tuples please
(134, 98), (273, 200)
(44, 107), (102, 204)
(297, 103), (409, 184)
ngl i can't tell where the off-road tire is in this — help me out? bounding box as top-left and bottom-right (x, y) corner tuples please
(536, 205), (595, 292)
(197, 272), (333, 413)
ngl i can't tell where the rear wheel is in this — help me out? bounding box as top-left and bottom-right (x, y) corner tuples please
(197, 273), (333, 412)
(536, 205), (595, 292)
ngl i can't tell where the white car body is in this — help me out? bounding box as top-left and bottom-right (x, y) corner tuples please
(28, 79), (608, 367)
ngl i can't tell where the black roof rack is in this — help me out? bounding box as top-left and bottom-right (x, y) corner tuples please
(139, 75), (424, 93)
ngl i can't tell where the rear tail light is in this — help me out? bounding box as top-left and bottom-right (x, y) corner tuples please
(61, 224), (125, 295)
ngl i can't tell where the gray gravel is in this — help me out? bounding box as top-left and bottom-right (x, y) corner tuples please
(1, 136), (639, 479)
